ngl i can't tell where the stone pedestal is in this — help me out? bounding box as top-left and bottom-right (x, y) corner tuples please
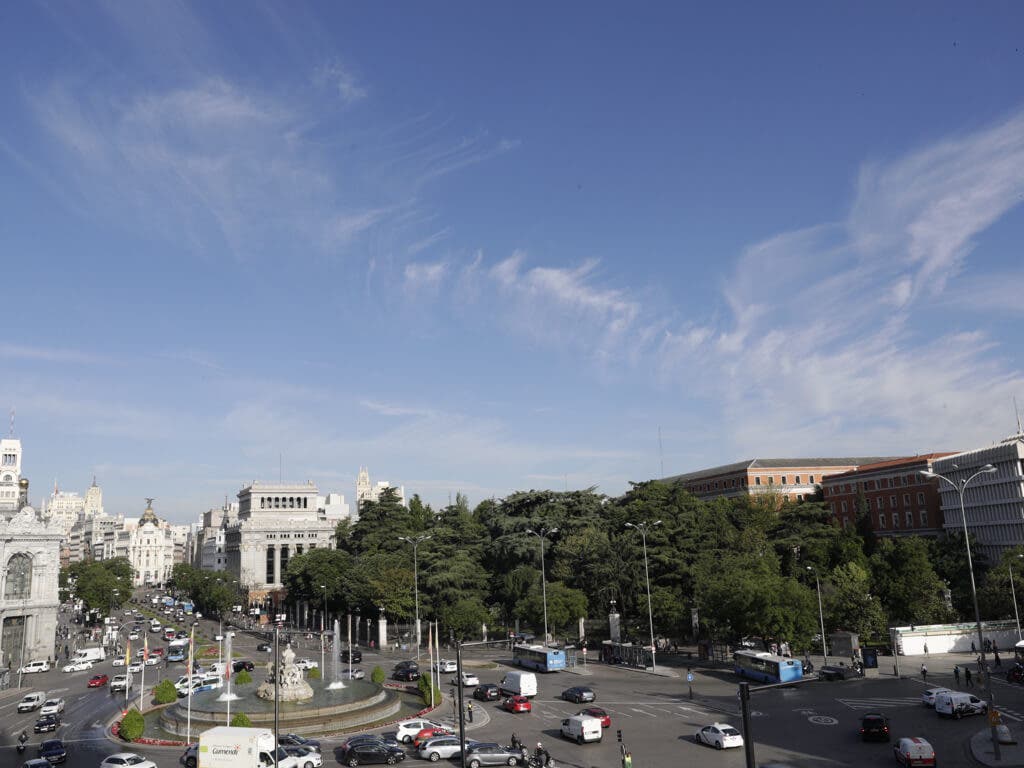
(378, 617), (388, 650)
(609, 610), (621, 643)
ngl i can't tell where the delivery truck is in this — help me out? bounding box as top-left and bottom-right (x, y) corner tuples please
(199, 725), (301, 768)
(72, 646), (106, 663)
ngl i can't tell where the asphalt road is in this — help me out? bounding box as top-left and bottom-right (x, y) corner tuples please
(7, 606), (1023, 768)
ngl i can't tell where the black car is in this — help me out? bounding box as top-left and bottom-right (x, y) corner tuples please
(341, 648), (363, 663)
(818, 664), (854, 681)
(280, 734), (322, 751)
(233, 659), (256, 673)
(343, 743), (406, 766)
(256, 642), (272, 652)
(37, 739), (67, 764)
(34, 714), (61, 733)
(859, 712), (890, 742)
(473, 684), (500, 701)
(561, 686), (596, 703)
(393, 668), (420, 682)
(341, 734), (402, 750)
(393, 660), (418, 671)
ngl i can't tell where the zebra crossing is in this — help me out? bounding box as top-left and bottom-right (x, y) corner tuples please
(533, 700), (716, 721)
(837, 695), (1024, 722)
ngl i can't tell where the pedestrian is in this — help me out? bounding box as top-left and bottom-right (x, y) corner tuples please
(972, 641), (977, 654)
(965, 667), (973, 687)
(954, 665), (961, 687)
(467, 701), (474, 723)
(921, 663), (927, 682)
(923, 642), (929, 656)
(995, 652), (1002, 668)
(623, 751), (632, 768)
(994, 641), (1000, 654)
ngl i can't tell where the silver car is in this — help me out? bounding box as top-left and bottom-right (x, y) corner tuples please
(417, 737), (478, 763)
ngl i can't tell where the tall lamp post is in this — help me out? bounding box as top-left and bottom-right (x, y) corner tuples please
(525, 527), (558, 647)
(625, 520), (661, 670)
(1011, 554), (1024, 642)
(398, 535), (432, 659)
(921, 462), (999, 759)
(321, 584), (328, 674)
(806, 566), (828, 666)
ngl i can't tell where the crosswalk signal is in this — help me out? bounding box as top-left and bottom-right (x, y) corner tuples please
(616, 730), (622, 743)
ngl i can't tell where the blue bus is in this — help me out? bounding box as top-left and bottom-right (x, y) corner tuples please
(513, 644), (566, 672)
(733, 650), (803, 683)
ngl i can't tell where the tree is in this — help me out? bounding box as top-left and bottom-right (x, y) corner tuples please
(871, 538), (954, 625)
(63, 559), (134, 619)
(154, 679), (178, 704)
(824, 561), (888, 640)
(371, 665), (385, 684)
(437, 597), (490, 641)
(119, 708), (144, 740)
(516, 582), (587, 638)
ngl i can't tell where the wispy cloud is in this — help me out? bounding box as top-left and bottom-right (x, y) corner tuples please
(407, 227), (451, 255)
(0, 343), (102, 364)
(360, 400), (438, 418)
(403, 260), (448, 295)
(315, 62), (368, 105)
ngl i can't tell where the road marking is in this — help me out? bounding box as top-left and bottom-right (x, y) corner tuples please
(604, 708), (632, 717)
(652, 707), (674, 714)
(836, 697), (922, 710)
(809, 715), (838, 725)
(629, 708), (657, 717)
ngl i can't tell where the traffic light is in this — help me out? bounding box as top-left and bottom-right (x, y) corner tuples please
(616, 730), (622, 743)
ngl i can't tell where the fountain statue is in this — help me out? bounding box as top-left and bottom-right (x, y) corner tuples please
(329, 619), (346, 690)
(256, 642), (314, 702)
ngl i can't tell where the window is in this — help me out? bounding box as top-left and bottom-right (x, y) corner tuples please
(905, 510), (913, 527)
(781, 475), (788, 484)
(755, 477), (761, 486)
(795, 475), (801, 484)
(768, 476), (774, 485)
(878, 513), (887, 529)
(4, 553), (32, 600)
(890, 495), (898, 508)
(917, 492), (926, 504)
(920, 510), (928, 526)
(892, 511), (900, 528)
(809, 475), (815, 483)
(903, 493), (911, 507)
(841, 501), (848, 513)
(877, 498), (884, 511)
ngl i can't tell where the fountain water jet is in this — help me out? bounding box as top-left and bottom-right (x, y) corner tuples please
(328, 618), (346, 690)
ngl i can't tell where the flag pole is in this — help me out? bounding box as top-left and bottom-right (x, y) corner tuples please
(187, 623), (195, 743)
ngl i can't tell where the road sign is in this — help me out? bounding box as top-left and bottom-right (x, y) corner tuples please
(989, 708), (1002, 727)
(687, 672), (694, 683)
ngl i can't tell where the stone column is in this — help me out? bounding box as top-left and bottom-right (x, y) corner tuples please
(273, 545), (281, 585)
(609, 602), (621, 643)
(378, 616), (388, 650)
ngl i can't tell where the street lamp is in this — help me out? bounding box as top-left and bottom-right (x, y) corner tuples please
(806, 566), (828, 666)
(398, 535), (432, 659)
(921, 462), (1000, 759)
(525, 527), (558, 647)
(1010, 554), (1023, 642)
(625, 521), (661, 671)
(321, 584), (328, 673)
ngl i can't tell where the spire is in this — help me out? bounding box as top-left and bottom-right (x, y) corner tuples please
(91, 475), (97, 488)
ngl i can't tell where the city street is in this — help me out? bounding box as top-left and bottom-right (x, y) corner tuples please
(7, 610), (1024, 768)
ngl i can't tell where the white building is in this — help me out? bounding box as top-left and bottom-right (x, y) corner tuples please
(196, 503), (237, 572)
(0, 438), (62, 673)
(43, 483), (85, 536)
(67, 511), (123, 562)
(318, 492), (353, 525)
(224, 482), (336, 607)
(114, 500), (176, 587)
(932, 432), (1024, 562)
(355, 467), (405, 511)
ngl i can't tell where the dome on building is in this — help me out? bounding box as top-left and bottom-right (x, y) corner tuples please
(140, 498), (160, 525)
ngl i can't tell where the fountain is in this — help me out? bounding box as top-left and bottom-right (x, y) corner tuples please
(159, 633), (402, 738)
(328, 619), (346, 690)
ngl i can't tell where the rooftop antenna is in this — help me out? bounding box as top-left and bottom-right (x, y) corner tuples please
(658, 425), (665, 477)
(1015, 396), (1023, 435)
(8, 408), (14, 437)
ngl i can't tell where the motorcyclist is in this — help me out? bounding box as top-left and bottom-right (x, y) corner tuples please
(18, 729), (28, 752)
(510, 733), (522, 752)
(534, 742), (550, 768)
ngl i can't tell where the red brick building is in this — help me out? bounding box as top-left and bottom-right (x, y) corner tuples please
(820, 453), (955, 536)
(662, 457), (895, 502)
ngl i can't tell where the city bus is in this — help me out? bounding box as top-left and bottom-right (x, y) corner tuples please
(513, 644), (566, 672)
(733, 650), (803, 684)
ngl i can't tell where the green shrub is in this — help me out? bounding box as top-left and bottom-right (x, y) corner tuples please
(234, 669), (252, 685)
(119, 708), (145, 741)
(154, 679), (178, 705)
(307, 667), (321, 680)
(417, 672), (442, 706)
(371, 665), (385, 684)
(230, 712), (253, 728)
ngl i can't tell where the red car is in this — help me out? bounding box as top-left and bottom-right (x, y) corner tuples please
(577, 707), (611, 727)
(87, 673), (109, 688)
(413, 726), (452, 748)
(150, 648), (165, 657)
(502, 695), (532, 713)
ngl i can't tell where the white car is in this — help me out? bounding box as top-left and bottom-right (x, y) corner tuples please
(128, 632), (140, 640)
(436, 659), (458, 673)
(418, 737), (480, 762)
(694, 723), (744, 749)
(396, 718), (445, 744)
(144, 656), (161, 666)
(41, 698), (65, 715)
(112, 657), (126, 667)
(100, 753), (158, 768)
(295, 658), (319, 670)
(452, 672), (480, 687)
(921, 687), (952, 707)
(341, 668), (365, 680)
(128, 662), (143, 673)
(63, 660), (93, 673)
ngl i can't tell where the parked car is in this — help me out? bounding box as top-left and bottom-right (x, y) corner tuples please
(860, 712), (891, 742)
(22, 759), (51, 768)
(463, 743), (523, 768)
(280, 734), (322, 752)
(561, 686), (595, 703)
(37, 738), (68, 764)
(893, 736), (936, 766)
(694, 723), (744, 750)
(576, 707), (611, 727)
(395, 719), (444, 744)
(417, 736), (478, 762)
(341, 743), (405, 766)
(41, 699), (65, 716)
(34, 714), (62, 733)
(88, 673), (110, 688)
(453, 672), (480, 687)
(62, 660), (93, 673)
(473, 684), (500, 701)
(393, 668), (420, 682)
(502, 695), (532, 713)
(99, 754), (158, 768)
(340, 649), (363, 663)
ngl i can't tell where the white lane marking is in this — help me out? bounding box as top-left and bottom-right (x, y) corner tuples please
(629, 708), (657, 717)
(604, 708), (632, 717)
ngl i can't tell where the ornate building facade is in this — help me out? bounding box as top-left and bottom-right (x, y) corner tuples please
(114, 500), (176, 586)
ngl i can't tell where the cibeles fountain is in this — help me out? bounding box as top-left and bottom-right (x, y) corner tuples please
(159, 631), (400, 738)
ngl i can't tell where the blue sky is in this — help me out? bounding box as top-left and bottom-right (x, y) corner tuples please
(3, 2), (1024, 523)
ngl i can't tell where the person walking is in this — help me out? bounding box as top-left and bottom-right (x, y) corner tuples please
(965, 667), (973, 687)
(954, 665), (961, 687)
(923, 642), (929, 656)
(467, 701), (474, 723)
(995, 651), (1002, 668)
(921, 662), (928, 682)
(622, 752), (632, 768)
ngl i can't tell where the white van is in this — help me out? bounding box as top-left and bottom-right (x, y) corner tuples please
(561, 714), (603, 744)
(73, 646), (106, 663)
(17, 692), (46, 712)
(935, 690), (987, 718)
(206, 661), (227, 677)
(499, 670), (538, 698)
(18, 659), (50, 674)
